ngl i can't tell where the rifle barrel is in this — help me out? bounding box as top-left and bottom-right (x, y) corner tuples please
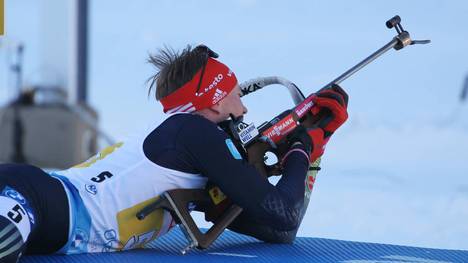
(319, 38), (399, 91)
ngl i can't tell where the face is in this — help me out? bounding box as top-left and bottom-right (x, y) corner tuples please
(217, 85), (248, 120)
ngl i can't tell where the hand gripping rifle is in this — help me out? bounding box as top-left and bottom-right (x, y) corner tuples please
(136, 15), (430, 254)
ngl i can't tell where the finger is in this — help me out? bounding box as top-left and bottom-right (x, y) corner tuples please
(310, 105), (321, 115)
(312, 97), (347, 124)
(313, 94), (346, 112)
(316, 90), (346, 107)
(331, 84), (349, 106)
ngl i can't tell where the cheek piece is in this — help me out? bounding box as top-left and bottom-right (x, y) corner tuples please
(160, 58), (238, 114)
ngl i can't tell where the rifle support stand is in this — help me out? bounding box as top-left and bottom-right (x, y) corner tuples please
(136, 189), (242, 254)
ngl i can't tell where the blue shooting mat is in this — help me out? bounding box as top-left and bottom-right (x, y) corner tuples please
(22, 228), (468, 263)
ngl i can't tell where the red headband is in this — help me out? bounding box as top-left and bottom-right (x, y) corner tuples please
(160, 58), (238, 113)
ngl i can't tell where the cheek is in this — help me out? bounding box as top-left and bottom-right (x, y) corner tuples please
(225, 96), (237, 109)
(222, 93), (243, 114)
(235, 97), (244, 111)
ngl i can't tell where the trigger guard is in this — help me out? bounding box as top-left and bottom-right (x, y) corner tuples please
(265, 163), (283, 176)
(263, 149), (284, 177)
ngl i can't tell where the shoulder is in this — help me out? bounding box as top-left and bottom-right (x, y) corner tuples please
(171, 114), (228, 142)
(157, 113), (217, 130)
(143, 113), (237, 173)
(176, 115), (244, 162)
(174, 114), (242, 160)
(145, 113), (218, 139)
(143, 113), (229, 154)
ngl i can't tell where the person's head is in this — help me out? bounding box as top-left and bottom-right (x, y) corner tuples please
(148, 45), (247, 123)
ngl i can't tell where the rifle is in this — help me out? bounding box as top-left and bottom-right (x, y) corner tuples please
(137, 15), (430, 254)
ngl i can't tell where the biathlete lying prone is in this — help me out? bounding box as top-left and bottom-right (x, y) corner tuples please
(0, 44), (348, 262)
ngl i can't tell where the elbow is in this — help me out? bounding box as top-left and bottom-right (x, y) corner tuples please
(259, 197), (303, 231)
(280, 217), (300, 231)
(261, 229), (297, 244)
(270, 235), (296, 244)
(261, 211), (300, 232)
(272, 205), (302, 231)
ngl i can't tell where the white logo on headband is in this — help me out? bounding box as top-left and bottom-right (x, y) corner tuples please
(198, 74), (223, 96)
(212, 89), (228, 104)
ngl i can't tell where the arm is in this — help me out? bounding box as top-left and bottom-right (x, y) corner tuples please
(179, 115), (309, 231)
(227, 156), (317, 243)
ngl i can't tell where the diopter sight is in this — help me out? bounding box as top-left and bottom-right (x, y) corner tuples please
(386, 15), (430, 50)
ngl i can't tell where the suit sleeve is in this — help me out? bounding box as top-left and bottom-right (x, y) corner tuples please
(227, 152), (314, 243)
(178, 116), (309, 231)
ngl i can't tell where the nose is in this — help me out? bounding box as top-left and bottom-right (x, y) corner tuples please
(242, 104), (248, 114)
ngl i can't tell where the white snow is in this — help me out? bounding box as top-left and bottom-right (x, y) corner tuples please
(299, 112), (468, 250)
